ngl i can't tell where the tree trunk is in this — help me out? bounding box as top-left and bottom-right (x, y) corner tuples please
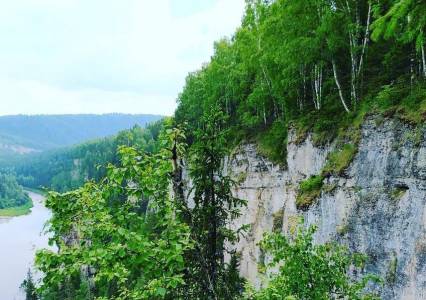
(421, 42), (426, 78)
(332, 59), (350, 113)
(312, 64), (323, 110)
(357, 2), (371, 77)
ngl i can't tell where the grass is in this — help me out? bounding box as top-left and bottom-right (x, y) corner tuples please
(0, 201), (33, 217)
(336, 223), (349, 236)
(295, 143), (356, 210)
(323, 183), (337, 194)
(322, 144), (357, 177)
(296, 175), (324, 210)
(391, 186), (408, 201)
(386, 255), (398, 284)
(235, 172), (248, 184)
(292, 83), (424, 210)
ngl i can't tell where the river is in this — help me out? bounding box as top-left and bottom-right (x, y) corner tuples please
(0, 192), (51, 300)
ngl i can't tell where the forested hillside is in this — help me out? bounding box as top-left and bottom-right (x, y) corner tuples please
(176, 0), (425, 162)
(9, 121), (163, 192)
(0, 114), (162, 159)
(0, 173), (31, 211)
(26, 1), (425, 300)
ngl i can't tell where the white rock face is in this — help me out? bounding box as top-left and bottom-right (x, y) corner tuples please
(222, 118), (426, 299)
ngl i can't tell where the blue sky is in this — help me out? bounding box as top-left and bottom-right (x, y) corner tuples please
(0, 0), (245, 116)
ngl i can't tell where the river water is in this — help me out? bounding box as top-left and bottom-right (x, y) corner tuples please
(0, 192), (51, 300)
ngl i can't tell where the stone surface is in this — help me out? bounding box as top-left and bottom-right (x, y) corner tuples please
(221, 118), (426, 299)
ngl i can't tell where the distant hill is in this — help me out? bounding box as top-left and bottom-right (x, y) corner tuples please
(9, 121), (163, 192)
(0, 114), (163, 156)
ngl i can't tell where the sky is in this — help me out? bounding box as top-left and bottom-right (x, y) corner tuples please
(0, 0), (245, 116)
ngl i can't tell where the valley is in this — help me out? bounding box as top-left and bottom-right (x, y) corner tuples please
(0, 192), (50, 300)
(0, 0), (424, 299)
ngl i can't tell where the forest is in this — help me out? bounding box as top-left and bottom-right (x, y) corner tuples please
(7, 121), (163, 192)
(0, 172), (31, 211)
(0, 114), (163, 165)
(175, 0), (425, 163)
(22, 0), (425, 299)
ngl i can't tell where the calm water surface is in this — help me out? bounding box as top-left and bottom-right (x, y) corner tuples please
(0, 192), (51, 300)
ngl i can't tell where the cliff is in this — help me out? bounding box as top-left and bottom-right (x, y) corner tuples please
(221, 117), (426, 299)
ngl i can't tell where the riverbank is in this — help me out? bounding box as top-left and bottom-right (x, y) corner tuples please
(24, 187), (48, 196)
(0, 188), (48, 217)
(0, 191), (51, 300)
(0, 201), (33, 217)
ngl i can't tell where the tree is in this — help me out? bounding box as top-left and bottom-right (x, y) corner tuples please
(0, 172), (31, 209)
(21, 270), (38, 300)
(372, 0), (426, 78)
(250, 221), (381, 300)
(180, 105), (247, 299)
(35, 132), (192, 299)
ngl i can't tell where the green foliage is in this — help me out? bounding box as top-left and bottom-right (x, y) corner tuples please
(252, 223), (381, 300)
(374, 81), (426, 124)
(35, 135), (192, 299)
(21, 270), (39, 300)
(0, 201), (33, 217)
(386, 254), (398, 284)
(10, 121), (163, 193)
(257, 120), (288, 165)
(175, 0), (425, 164)
(28, 1), (426, 298)
(322, 144), (357, 177)
(296, 175), (324, 210)
(0, 172), (31, 210)
(391, 185), (408, 201)
(180, 105), (247, 299)
(372, 0), (426, 52)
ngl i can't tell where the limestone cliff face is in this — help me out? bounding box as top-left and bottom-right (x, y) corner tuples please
(223, 117), (425, 300)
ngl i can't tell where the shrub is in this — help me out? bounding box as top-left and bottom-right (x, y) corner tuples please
(257, 120), (288, 165)
(322, 144), (357, 176)
(296, 175), (324, 210)
(252, 223), (381, 299)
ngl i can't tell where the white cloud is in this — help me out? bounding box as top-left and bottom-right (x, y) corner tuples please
(0, 0), (245, 116)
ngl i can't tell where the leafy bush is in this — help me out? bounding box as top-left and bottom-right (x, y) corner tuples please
(35, 145), (192, 299)
(322, 144), (357, 176)
(257, 120), (288, 165)
(296, 175), (324, 210)
(251, 223), (381, 299)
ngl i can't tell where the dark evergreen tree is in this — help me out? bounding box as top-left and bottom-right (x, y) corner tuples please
(21, 270), (38, 300)
(179, 105), (247, 299)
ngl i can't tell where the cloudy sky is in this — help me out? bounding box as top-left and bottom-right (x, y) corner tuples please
(0, 0), (245, 116)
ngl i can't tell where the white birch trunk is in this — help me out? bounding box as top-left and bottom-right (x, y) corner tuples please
(357, 3), (371, 77)
(312, 64), (323, 110)
(345, 1), (371, 104)
(332, 59), (350, 113)
(421, 42), (426, 78)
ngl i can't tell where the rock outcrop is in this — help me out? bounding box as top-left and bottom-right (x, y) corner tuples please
(223, 117), (425, 300)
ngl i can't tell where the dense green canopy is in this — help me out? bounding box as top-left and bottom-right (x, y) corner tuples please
(22, 1), (425, 299)
(176, 0), (425, 162)
(0, 172), (30, 209)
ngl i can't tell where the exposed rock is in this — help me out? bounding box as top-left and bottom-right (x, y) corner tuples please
(222, 117), (426, 299)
